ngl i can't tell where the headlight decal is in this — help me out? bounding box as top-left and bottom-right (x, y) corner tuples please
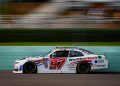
(19, 65), (23, 71)
(14, 62), (19, 64)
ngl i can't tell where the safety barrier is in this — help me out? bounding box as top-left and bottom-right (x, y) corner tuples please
(0, 46), (120, 72)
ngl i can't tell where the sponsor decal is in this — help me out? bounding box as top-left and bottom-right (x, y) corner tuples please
(69, 59), (76, 61)
(68, 66), (75, 68)
(97, 65), (106, 67)
(69, 58), (86, 61)
(87, 57), (97, 59)
(43, 58), (50, 68)
(76, 58), (86, 60)
(94, 60), (104, 63)
(95, 60), (97, 63)
(98, 56), (102, 59)
(50, 58), (66, 70)
(68, 57), (96, 61)
(36, 63), (43, 66)
(70, 60), (92, 66)
(34, 59), (44, 66)
(68, 63), (76, 70)
(34, 59), (48, 67)
(19, 65), (23, 71)
(34, 59), (43, 63)
(80, 60), (92, 63)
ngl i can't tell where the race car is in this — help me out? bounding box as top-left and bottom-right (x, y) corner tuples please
(13, 47), (108, 74)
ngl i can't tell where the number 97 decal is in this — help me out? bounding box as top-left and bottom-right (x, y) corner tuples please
(50, 58), (66, 70)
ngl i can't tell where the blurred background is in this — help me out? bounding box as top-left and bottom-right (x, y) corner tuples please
(0, 0), (120, 73)
(0, 0), (120, 29)
(0, 0), (120, 42)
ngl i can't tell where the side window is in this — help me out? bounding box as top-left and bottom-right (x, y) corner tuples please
(69, 51), (84, 57)
(50, 50), (69, 58)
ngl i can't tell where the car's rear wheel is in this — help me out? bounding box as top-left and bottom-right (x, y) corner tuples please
(23, 62), (37, 73)
(76, 62), (91, 74)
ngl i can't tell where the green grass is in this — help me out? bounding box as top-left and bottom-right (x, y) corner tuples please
(0, 42), (120, 46)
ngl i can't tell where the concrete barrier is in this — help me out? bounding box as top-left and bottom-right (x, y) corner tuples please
(0, 46), (120, 72)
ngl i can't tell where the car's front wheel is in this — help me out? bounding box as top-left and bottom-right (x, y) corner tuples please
(76, 62), (91, 74)
(23, 62), (37, 73)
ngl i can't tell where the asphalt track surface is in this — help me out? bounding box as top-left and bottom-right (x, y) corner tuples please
(1, 71), (120, 86)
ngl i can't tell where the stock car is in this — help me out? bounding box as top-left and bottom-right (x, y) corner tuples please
(13, 47), (108, 74)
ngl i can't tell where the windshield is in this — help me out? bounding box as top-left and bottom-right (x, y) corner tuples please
(40, 50), (52, 57)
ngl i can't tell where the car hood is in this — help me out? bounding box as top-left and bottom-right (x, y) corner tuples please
(15, 56), (43, 62)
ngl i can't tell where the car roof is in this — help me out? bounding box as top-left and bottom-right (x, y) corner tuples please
(55, 47), (94, 54)
(55, 47), (78, 50)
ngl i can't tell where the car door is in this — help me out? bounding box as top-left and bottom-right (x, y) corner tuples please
(68, 50), (85, 62)
(66, 50), (85, 71)
(49, 50), (69, 72)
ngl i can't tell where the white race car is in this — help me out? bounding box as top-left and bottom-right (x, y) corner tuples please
(13, 47), (108, 74)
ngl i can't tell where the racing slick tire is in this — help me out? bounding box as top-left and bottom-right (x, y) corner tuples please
(23, 62), (37, 73)
(76, 62), (91, 74)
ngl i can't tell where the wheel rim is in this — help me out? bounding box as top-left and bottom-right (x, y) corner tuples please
(80, 64), (88, 72)
(77, 63), (90, 73)
(24, 62), (36, 73)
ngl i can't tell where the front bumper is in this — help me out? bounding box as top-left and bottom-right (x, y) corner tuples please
(13, 64), (23, 73)
(13, 70), (23, 73)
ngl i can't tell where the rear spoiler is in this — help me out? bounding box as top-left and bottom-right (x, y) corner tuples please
(94, 52), (106, 56)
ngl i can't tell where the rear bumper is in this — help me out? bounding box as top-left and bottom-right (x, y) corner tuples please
(91, 59), (108, 70)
